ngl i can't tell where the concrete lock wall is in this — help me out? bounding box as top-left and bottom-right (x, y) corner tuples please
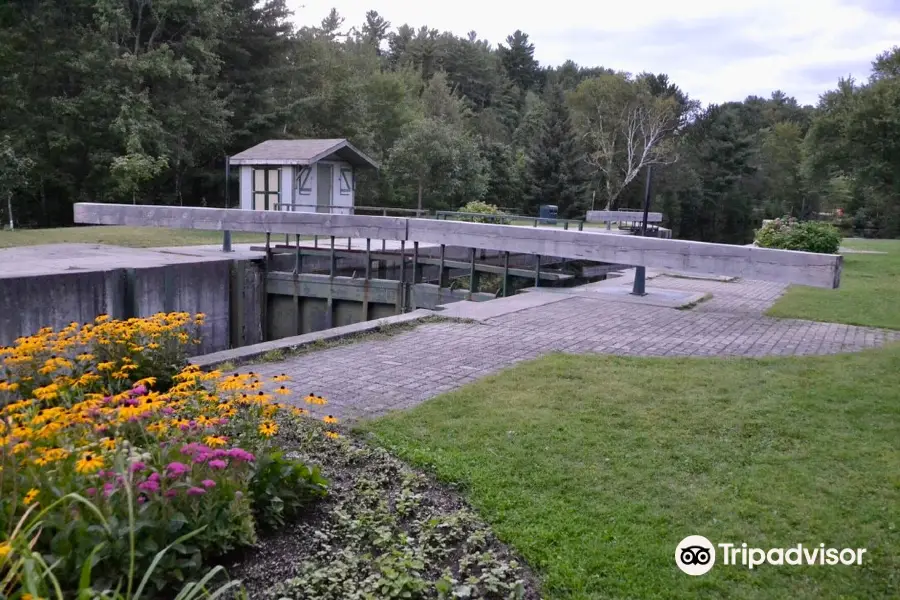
(0, 269), (127, 345)
(0, 260), (265, 354)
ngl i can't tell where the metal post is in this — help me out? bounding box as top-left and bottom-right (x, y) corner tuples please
(564, 221), (569, 231)
(348, 237), (352, 250)
(223, 155), (232, 252)
(329, 235), (336, 278)
(293, 234), (301, 275)
(365, 238), (371, 280)
(314, 235), (318, 249)
(438, 244), (446, 288)
(398, 240), (406, 312)
(468, 247), (477, 299)
(632, 165), (653, 297)
(412, 241), (419, 284)
(502, 251), (510, 297)
(534, 254), (541, 288)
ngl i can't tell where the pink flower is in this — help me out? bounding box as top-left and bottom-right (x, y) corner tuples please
(187, 487), (206, 496)
(201, 479), (216, 488)
(137, 496), (146, 504)
(165, 489), (177, 498)
(131, 384), (147, 396)
(208, 459), (227, 470)
(137, 479), (160, 493)
(165, 462), (189, 477)
(102, 482), (115, 497)
(86, 487), (97, 496)
(148, 472), (160, 482)
(129, 461), (147, 473)
(226, 448), (255, 462)
(161, 407), (175, 415)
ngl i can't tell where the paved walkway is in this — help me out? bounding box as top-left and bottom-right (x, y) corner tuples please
(244, 276), (899, 422)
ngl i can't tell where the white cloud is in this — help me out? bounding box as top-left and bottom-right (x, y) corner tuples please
(286, 0), (900, 105)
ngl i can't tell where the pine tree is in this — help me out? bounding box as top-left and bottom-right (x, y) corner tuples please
(523, 84), (584, 217)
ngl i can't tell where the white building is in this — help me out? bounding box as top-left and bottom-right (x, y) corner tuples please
(229, 139), (379, 215)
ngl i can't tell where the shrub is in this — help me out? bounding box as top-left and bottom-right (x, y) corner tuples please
(755, 216), (842, 254)
(458, 201), (508, 224)
(0, 313), (335, 596)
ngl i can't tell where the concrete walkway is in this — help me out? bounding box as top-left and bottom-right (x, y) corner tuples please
(239, 275), (899, 422)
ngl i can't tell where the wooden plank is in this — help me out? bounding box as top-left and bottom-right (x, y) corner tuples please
(406, 219), (842, 289)
(586, 210), (663, 223)
(415, 257), (573, 281)
(73, 203), (842, 289)
(73, 202), (408, 241)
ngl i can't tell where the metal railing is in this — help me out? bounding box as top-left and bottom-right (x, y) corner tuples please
(434, 211), (585, 231)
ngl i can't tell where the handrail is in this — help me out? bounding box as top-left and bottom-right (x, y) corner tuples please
(273, 202), (428, 217)
(434, 211), (584, 231)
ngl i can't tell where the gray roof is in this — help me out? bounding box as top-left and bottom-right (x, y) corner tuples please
(229, 138), (379, 169)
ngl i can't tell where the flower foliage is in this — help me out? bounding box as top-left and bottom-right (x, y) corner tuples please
(0, 313), (331, 595)
(755, 216), (842, 254)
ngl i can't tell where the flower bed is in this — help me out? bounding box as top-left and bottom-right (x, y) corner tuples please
(0, 313), (336, 596)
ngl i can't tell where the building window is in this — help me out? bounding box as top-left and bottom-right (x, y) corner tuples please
(252, 167), (280, 210)
(297, 167), (312, 196)
(339, 168), (353, 195)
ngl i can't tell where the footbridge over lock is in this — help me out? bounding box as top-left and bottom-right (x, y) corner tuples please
(0, 203), (842, 356)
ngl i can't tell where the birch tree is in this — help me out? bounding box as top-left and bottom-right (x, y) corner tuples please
(570, 74), (680, 210)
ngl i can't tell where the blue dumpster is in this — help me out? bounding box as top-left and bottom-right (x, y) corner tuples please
(539, 204), (558, 224)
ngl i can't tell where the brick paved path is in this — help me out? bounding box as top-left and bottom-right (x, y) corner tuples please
(245, 277), (899, 422)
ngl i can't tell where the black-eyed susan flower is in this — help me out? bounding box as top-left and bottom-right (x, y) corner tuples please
(325, 431), (340, 439)
(258, 421), (278, 437)
(323, 415), (338, 424)
(275, 385), (291, 396)
(204, 435), (227, 447)
(23, 488), (39, 505)
(76, 452), (104, 474)
(272, 373), (290, 382)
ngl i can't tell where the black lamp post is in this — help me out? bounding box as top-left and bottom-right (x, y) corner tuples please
(222, 155), (233, 253)
(631, 164), (653, 296)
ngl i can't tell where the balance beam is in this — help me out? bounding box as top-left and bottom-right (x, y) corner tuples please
(73, 203), (842, 289)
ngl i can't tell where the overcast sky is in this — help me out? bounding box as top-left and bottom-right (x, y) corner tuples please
(286, 0), (900, 106)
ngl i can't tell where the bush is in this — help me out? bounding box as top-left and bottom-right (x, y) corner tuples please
(458, 201), (508, 224)
(0, 313), (335, 596)
(755, 216), (842, 254)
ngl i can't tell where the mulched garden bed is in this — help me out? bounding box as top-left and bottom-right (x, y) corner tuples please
(228, 422), (541, 599)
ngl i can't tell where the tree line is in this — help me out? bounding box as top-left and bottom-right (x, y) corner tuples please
(1, 1), (898, 242)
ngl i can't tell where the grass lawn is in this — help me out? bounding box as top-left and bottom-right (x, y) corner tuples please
(0, 226), (271, 248)
(766, 239), (900, 329)
(364, 348), (900, 599)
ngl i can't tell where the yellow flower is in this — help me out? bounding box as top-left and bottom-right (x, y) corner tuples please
(97, 361), (116, 372)
(13, 441), (30, 454)
(75, 452), (104, 474)
(204, 435), (227, 447)
(258, 421), (279, 437)
(274, 385), (291, 396)
(0, 542), (10, 559)
(147, 421), (168, 436)
(324, 431), (340, 439)
(323, 415), (338, 425)
(23, 488), (39, 505)
(305, 394), (327, 406)
(290, 407), (308, 417)
(272, 374), (291, 382)
(100, 437), (116, 451)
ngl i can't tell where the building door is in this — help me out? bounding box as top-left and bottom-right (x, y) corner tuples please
(252, 167), (280, 211)
(316, 163), (332, 213)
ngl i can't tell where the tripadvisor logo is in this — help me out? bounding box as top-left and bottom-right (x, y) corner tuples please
(675, 536), (867, 575)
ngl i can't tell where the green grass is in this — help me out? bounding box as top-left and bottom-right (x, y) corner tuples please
(364, 348), (900, 599)
(766, 239), (900, 329)
(0, 226), (272, 248)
